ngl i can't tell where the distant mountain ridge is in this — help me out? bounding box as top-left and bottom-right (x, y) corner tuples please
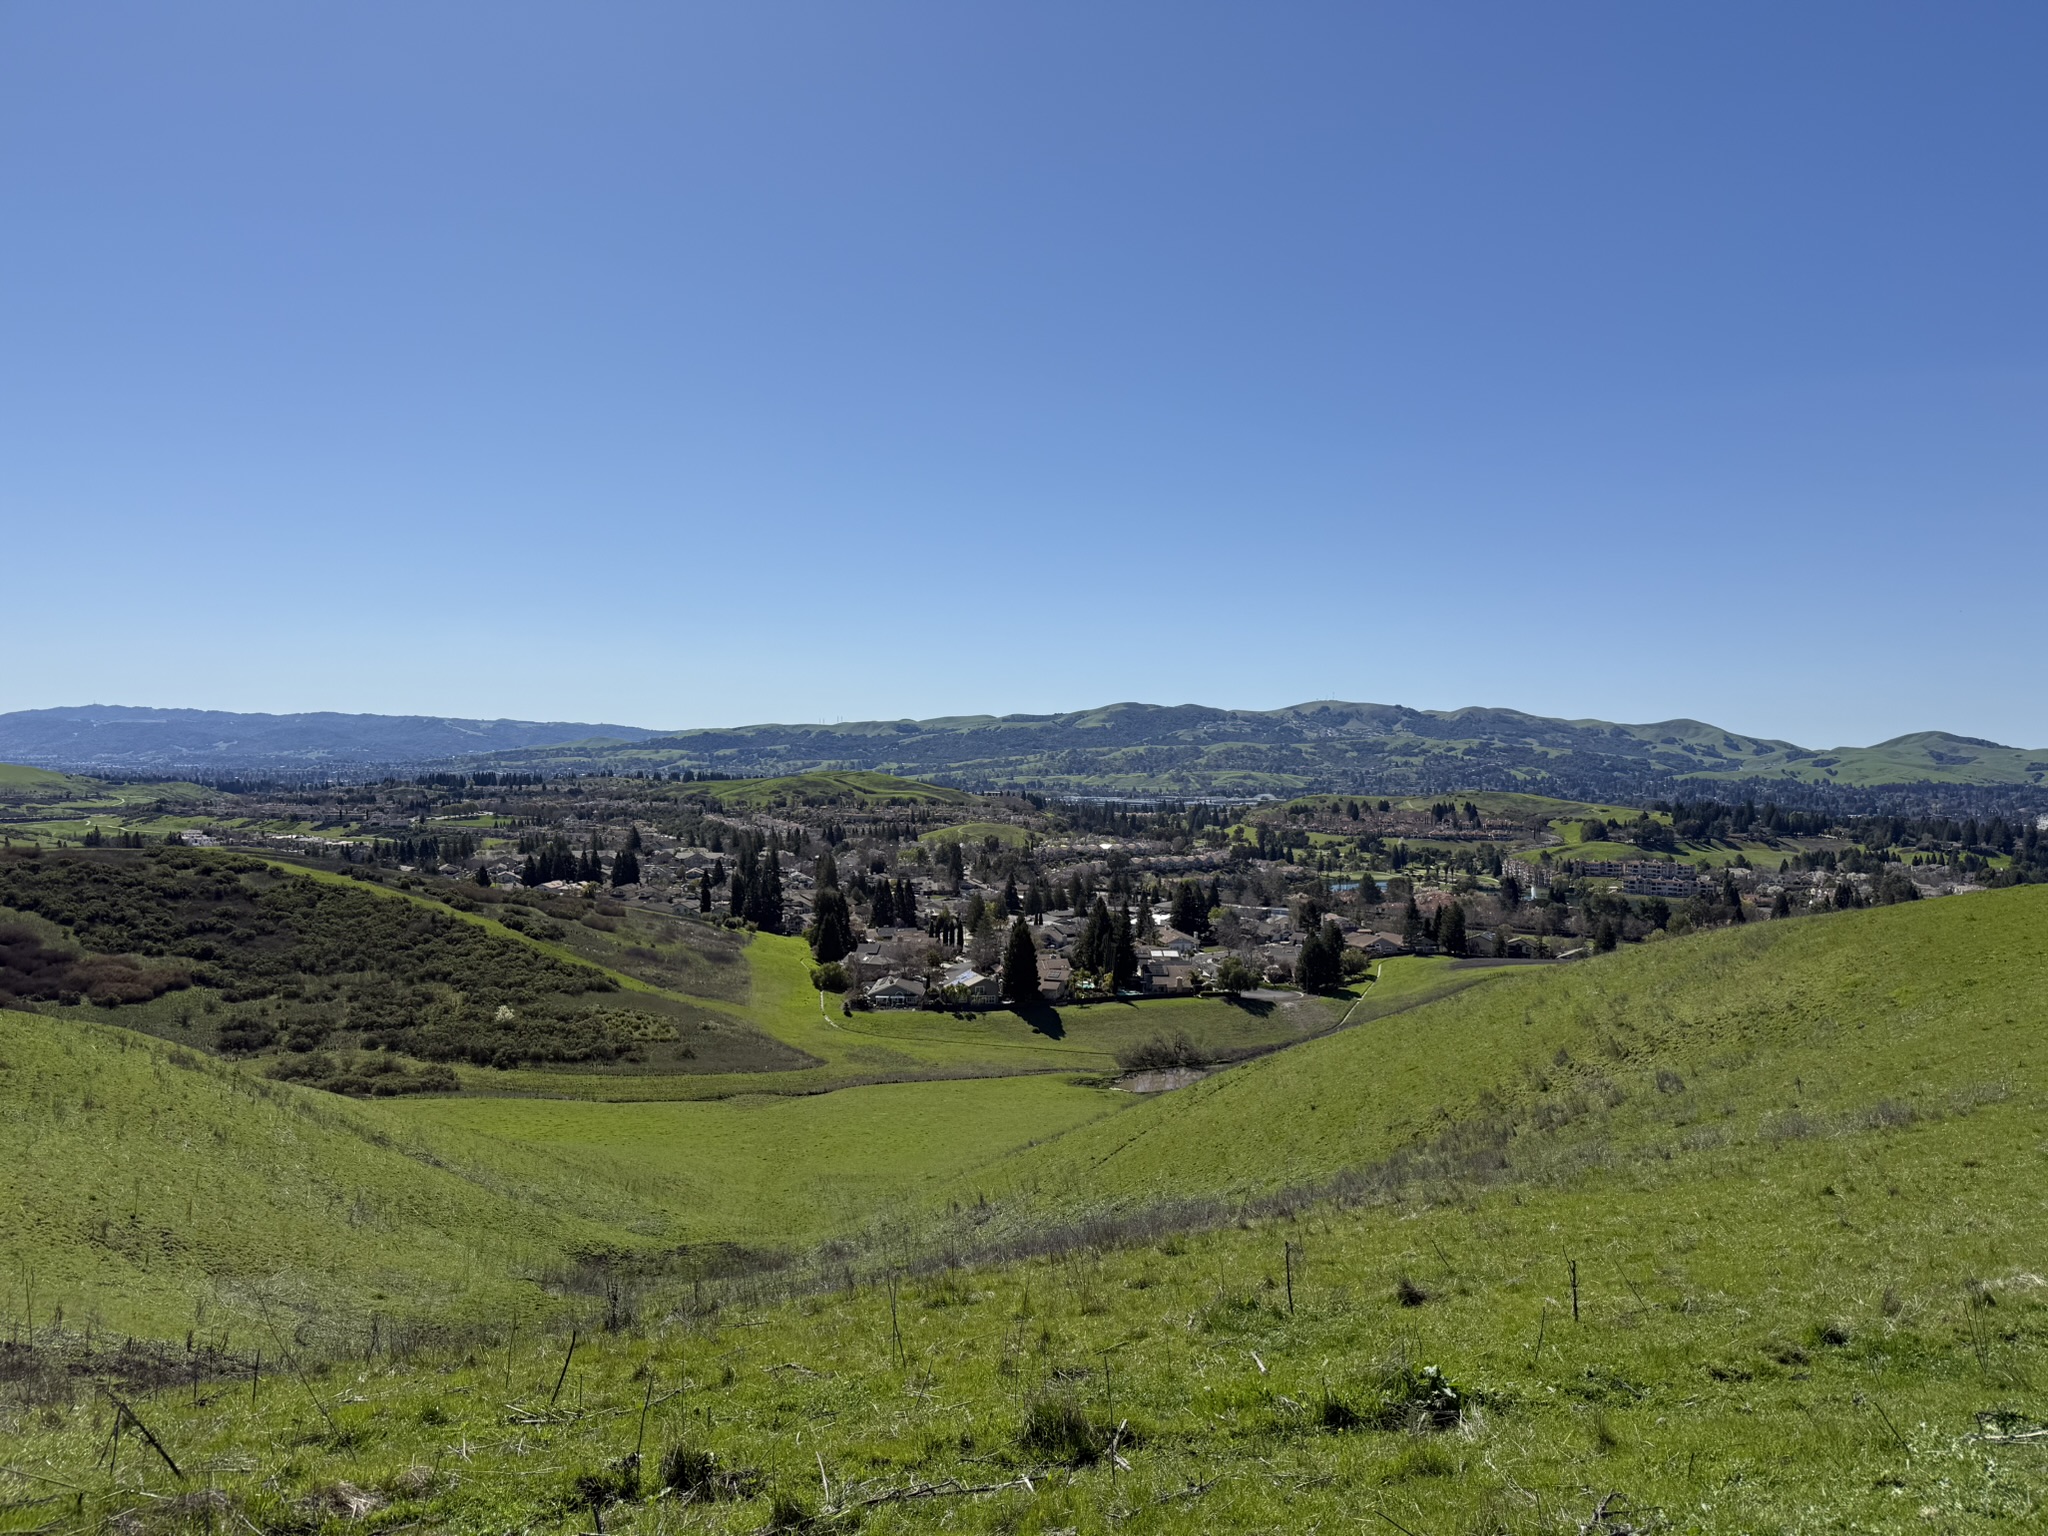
(475, 700), (2047, 805)
(2, 701), (2040, 805)
(0, 705), (662, 774)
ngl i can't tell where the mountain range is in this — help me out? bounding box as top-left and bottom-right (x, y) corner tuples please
(0, 705), (661, 774)
(1, 701), (2040, 806)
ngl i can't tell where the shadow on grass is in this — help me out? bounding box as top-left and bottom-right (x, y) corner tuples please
(1012, 1001), (1067, 1039)
(1221, 995), (1276, 1018)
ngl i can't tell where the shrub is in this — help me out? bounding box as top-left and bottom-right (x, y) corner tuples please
(1115, 1031), (1205, 1072)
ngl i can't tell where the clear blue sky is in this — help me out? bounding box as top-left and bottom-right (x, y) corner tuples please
(4, 2), (2044, 747)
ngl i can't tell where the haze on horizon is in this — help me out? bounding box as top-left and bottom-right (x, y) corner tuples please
(4, 2), (2045, 749)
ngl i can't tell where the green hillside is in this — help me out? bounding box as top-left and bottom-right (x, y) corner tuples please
(4, 888), (2045, 1531)
(706, 770), (973, 808)
(462, 703), (2048, 799)
(930, 884), (2048, 1241)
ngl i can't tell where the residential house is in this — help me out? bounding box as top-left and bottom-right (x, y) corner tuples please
(939, 966), (1001, 1007)
(865, 975), (927, 1010)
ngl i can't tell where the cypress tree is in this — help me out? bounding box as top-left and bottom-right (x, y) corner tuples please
(699, 870), (713, 912)
(1076, 896), (1113, 975)
(871, 880), (897, 929)
(610, 848), (641, 887)
(1111, 904), (1139, 993)
(895, 877), (917, 929)
(1001, 917), (1040, 1004)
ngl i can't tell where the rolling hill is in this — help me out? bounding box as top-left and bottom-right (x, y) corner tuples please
(4, 883), (2043, 1532)
(475, 701), (2048, 805)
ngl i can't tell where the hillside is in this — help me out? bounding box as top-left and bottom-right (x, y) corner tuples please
(0, 706), (666, 774)
(474, 701), (2048, 804)
(3, 886), (2043, 1531)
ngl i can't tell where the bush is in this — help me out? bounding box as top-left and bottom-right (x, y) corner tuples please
(809, 962), (848, 993)
(1115, 1031), (1205, 1072)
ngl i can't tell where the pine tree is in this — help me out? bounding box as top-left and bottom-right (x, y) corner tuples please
(816, 851), (839, 889)
(894, 877), (917, 929)
(699, 870), (713, 913)
(1002, 874), (1020, 915)
(474, 864), (492, 888)
(812, 887), (855, 962)
(871, 880), (897, 929)
(1001, 917), (1040, 1004)
(520, 855), (540, 888)
(610, 848), (641, 887)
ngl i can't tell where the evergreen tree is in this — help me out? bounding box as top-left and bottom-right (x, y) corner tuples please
(894, 877), (917, 929)
(520, 855), (540, 888)
(871, 879), (897, 929)
(610, 848), (641, 887)
(1434, 901), (1467, 957)
(1401, 896), (1425, 946)
(625, 825), (643, 852)
(1111, 904), (1139, 993)
(752, 850), (784, 932)
(964, 892), (987, 934)
(816, 851), (838, 889)
(699, 869), (713, 912)
(812, 886), (855, 962)
(1001, 917), (1040, 1004)
(474, 864), (492, 888)
(1296, 919), (1344, 992)
(1076, 896), (1114, 975)
(1136, 902), (1157, 941)
(1066, 873), (1086, 913)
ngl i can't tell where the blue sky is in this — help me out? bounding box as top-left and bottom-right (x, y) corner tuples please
(4, 2), (2044, 747)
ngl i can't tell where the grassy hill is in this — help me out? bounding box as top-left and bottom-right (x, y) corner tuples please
(698, 771), (973, 810)
(3, 888), (2044, 1531)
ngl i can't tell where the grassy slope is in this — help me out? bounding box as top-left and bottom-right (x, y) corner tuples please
(7, 891), (2046, 1532)
(0, 1012), (610, 1341)
(0, 1008), (1125, 1341)
(945, 887), (2048, 1224)
(702, 771), (971, 809)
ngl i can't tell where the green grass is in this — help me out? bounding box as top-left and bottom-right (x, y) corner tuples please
(5, 889), (2045, 1532)
(921, 820), (1031, 848)
(702, 771), (972, 810)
